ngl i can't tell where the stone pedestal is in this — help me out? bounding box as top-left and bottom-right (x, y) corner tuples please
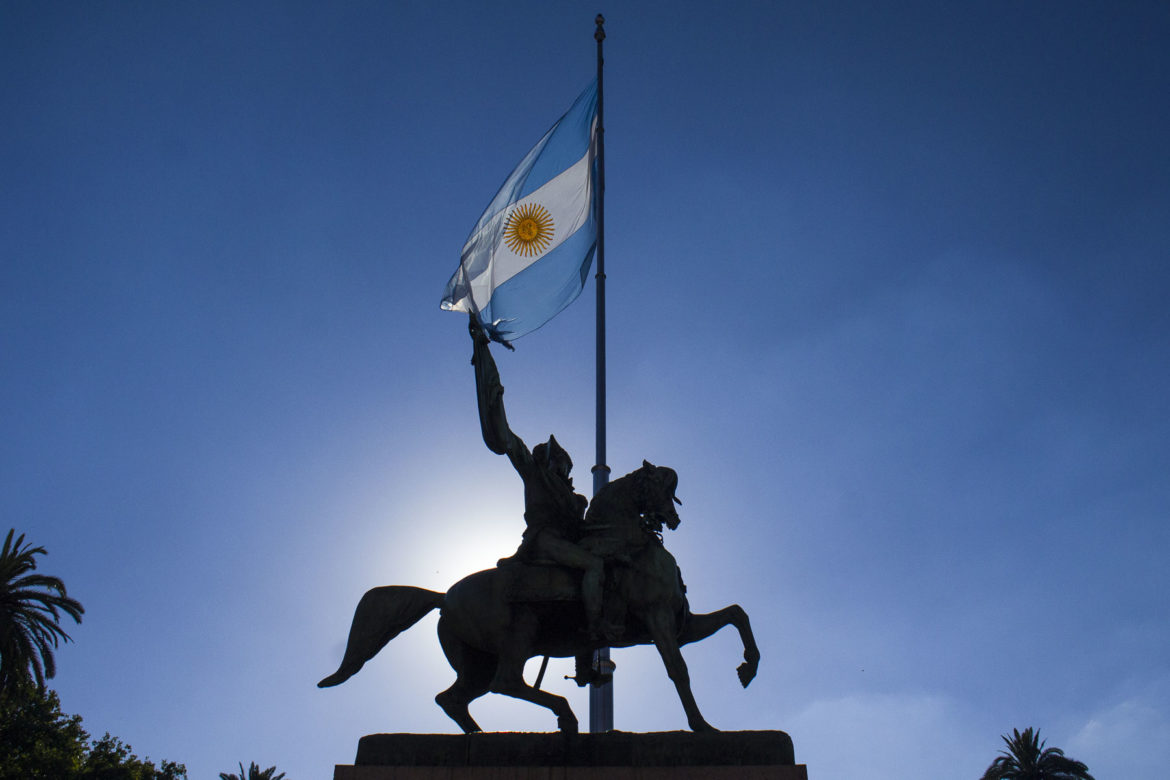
(334, 731), (808, 779)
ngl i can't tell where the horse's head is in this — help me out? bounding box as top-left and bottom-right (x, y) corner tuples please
(636, 459), (682, 533)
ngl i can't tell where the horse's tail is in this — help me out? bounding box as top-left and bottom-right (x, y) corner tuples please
(318, 585), (444, 688)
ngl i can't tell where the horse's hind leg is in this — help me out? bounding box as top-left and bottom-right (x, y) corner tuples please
(680, 605), (760, 687)
(435, 619), (492, 733)
(489, 652), (580, 733)
(435, 671), (489, 734)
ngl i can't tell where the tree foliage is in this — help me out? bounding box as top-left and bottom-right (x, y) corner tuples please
(219, 762), (286, 780)
(0, 684), (186, 780)
(979, 727), (1094, 780)
(0, 529), (85, 695)
(0, 533), (183, 778)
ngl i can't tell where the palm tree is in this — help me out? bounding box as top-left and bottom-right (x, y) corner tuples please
(0, 529), (85, 695)
(219, 761), (286, 780)
(980, 727), (1095, 780)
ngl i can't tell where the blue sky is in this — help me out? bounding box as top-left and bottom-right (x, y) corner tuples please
(3, 2), (1168, 777)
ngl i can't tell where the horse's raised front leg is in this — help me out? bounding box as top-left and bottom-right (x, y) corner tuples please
(680, 604), (760, 688)
(645, 609), (716, 732)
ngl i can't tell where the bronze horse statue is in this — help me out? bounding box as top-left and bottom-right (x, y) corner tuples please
(318, 461), (760, 733)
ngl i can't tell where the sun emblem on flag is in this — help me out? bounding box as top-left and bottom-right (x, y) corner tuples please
(503, 203), (555, 257)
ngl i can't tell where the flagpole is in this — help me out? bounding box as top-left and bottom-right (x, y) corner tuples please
(589, 12), (614, 734)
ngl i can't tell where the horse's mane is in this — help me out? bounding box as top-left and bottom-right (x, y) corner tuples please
(584, 461), (678, 526)
(584, 465), (643, 524)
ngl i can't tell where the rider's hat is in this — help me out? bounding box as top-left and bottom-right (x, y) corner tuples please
(533, 434), (572, 471)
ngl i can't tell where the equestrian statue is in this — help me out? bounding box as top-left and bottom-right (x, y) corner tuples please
(317, 316), (760, 733)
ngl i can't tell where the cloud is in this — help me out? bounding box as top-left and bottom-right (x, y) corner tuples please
(1067, 677), (1170, 780)
(787, 691), (983, 780)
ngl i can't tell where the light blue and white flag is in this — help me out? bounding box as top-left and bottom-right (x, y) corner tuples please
(441, 80), (598, 346)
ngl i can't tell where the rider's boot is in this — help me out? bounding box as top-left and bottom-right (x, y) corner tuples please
(583, 562), (624, 642)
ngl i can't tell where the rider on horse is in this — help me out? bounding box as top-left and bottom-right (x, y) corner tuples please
(468, 314), (621, 642)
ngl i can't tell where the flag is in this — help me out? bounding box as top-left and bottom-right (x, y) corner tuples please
(441, 80), (599, 346)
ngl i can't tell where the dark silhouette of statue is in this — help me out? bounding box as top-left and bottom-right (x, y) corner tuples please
(468, 314), (619, 641)
(317, 316), (761, 733)
(319, 458), (759, 733)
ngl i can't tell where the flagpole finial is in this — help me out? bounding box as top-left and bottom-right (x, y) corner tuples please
(595, 14), (605, 42)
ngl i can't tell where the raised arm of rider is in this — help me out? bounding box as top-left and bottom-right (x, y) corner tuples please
(470, 314), (531, 467)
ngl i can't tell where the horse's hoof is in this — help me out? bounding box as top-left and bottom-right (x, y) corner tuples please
(737, 661), (758, 688)
(558, 714), (580, 734)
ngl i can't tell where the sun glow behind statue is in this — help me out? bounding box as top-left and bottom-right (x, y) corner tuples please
(334, 476), (519, 589)
(415, 510), (519, 588)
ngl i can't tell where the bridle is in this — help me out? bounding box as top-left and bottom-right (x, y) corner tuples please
(633, 466), (680, 543)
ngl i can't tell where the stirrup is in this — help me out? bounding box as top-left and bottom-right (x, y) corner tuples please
(565, 656), (616, 688)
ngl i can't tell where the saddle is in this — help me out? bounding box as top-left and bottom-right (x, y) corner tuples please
(496, 557), (582, 603)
